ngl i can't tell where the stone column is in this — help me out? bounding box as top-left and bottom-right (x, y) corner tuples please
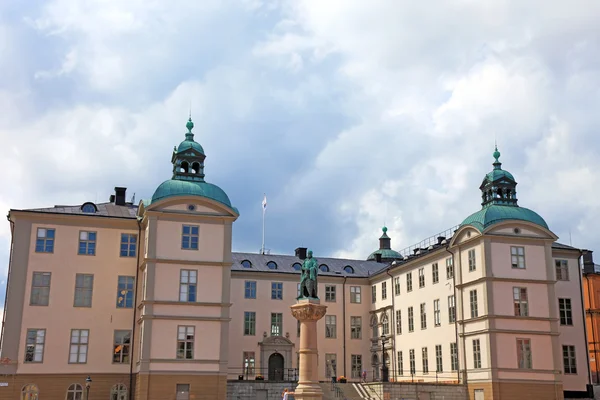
(290, 298), (327, 400)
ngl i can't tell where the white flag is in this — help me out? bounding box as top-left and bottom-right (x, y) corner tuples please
(262, 194), (267, 211)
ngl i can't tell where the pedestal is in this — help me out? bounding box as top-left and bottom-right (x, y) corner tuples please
(290, 298), (328, 400)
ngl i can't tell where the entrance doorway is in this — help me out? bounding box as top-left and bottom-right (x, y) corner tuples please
(268, 353), (285, 381)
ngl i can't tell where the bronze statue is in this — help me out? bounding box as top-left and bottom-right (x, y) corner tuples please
(298, 250), (319, 299)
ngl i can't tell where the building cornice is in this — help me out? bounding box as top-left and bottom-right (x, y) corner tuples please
(8, 209), (137, 229)
(141, 258), (233, 268)
(455, 276), (556, 289)
(138, 300), (232, 310)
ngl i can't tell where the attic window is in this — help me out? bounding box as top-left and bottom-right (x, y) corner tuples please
(292, 262), (302, 271)
(241, 260), (252, 269)
(319, 264), (329, 272)
(81, 203), (97, 213)
(267, 261), (278, 270)
(344, 266), (354, 274)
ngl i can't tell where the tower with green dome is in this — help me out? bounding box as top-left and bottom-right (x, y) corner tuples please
(460, 146), (548, 232)
(149, 117), (238, 214)
(367, 226), (403, 262)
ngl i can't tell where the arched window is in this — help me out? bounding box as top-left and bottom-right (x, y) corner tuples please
(21, 384), (39, 400)
(370, 314), (379, 338)
(343, 265), (354, 274)
(383, 352), (390, 366)
(65, 383), (83, 400)
(81, 203), (97, 213)
(180, 161), (189, 173)
(110, 384), (128, 400)
(241, 260), (252, 269)
(319, 264), (329, 272)
(371, 353), (379, 366)
(381, 312), (389, 335)
(292, 262), (302, 271)
(191, 162), (200, 174)
(267, 261), (278, 270)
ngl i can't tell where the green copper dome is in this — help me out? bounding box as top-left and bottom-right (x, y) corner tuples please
(367, 248), (402, 261)
(151, 180), (238, 212)
(461, 204), (548, 231)
(484, 168), (515, 182)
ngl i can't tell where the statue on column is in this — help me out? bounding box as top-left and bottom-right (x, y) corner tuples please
(298, 250), (319, 299)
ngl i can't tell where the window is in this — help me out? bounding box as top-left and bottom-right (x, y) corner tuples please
(244, 312), (256, 335)
(244, 281), (257, 299)
(66, 383), (83, 400)
(382, 282), (387, 300)
(516, 338), (532, 369)
(351, 355), (362, 379)
(511, 246), (526, 269)
(69, 329), (89, 363)
(243, 351), (256, 375)
(325, 315), (337, 338)
(468, 249), (476, 271)
(78, 231), (97, 255)
(446, 257), (453, 279)
(325, 353), (337, 378)
(395, 310), (402, 334)
(113, 330), (131, 363)
(407, 273), (412, 292)
(559, 298), (573, 326)
(513, 287), (528, 317)
(74, 274), (94, 307)
(271, 313), (283, 336)
(297, 283), (301, 298)
(473, 339), (481, 369)
(419, 268), (425, 288)
(177, 326), (194, 359)
(176, 384), (190, 400)
(435, 344), (443, 372)
(434, 299), (441, 326)
(271, 282), (283, 300)
(292, 262), (301, 271)
(408, 307), (414, 332)
(392, 277), (400, 296)
(409, 349), (416, 375)
(325, 285), (336, 302)
(179, 270), (197, 302)
(30, 272), (51, 306)
(241, 260), (252, 269)
(448, 295), (456, 323)
(470, 290), (478, 318)
(397, 351), (403, 376)
(432, 263), (439, 284)
(563, 345), (577, 374)
(320, 264), (329, 272)
(22, 384), (39, 400)
(120, 233), (137, 257)
(35, 227), (55, 253)
(422, 347), (429, 373)
(450, 342), (458, 371)
(111, 384), (128, 400)
(181, 225), (199, 250)
(381, 313), (389, 335)
(116, 276), (135, 308)
(351, 316), (362, 339)
(556, 260), (569, 281)
(267, 261), (278, 270)
(24, 329), (45, 362)
(344, 265), (355, 274)
(372, 285), (377, 303)
(350, 286), (361, 303)
(420, 303), (427, 329)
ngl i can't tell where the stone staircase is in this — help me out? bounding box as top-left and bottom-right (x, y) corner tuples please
(318, 382), (377, 400)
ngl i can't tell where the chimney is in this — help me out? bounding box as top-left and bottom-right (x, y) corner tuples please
(583, 250), (595, 274)
(375, 253), (382, 263)
(437, 236), (446, 245)
(295, 247), (307, 260)
(114, 187), (127, 206)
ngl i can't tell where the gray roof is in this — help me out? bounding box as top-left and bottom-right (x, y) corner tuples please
(16, 202), (138, 219)
(231, 252), (385, 278)
(551, 242), (579, 251)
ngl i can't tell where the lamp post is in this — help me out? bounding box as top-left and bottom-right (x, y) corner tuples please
(380, 334), (389, 382)
(85, 376), (92, 400)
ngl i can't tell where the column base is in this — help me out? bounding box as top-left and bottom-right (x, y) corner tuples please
(293, 383), (324, 400)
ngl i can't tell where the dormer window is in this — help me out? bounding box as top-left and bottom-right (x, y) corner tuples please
(267, 261), (278, 270)
(344, 266), (354, 274)
(292, 262), (302, 271)
(81, 203), (97, 213)
(319, 264), (329, 272)
(241, 260), (252, 269)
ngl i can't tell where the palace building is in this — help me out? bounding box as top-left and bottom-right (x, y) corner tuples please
(0, 118), (592, 400)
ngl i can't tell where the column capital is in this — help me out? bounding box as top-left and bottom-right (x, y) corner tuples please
(291, 300), (327, 322)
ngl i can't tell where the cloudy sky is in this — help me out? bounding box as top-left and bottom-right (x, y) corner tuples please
(1, 0), (600, 317)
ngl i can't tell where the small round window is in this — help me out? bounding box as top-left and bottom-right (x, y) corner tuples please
(188, 204), (196, 211)
(241, 260), (252, 269)
(514, 228), (521, 234)
(319, 264), (329, 272)
(292, 262), (302, 271)
(81, 203), (97, 213)
(344, 266), (354, 274)
(267, 261), (278, 270)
